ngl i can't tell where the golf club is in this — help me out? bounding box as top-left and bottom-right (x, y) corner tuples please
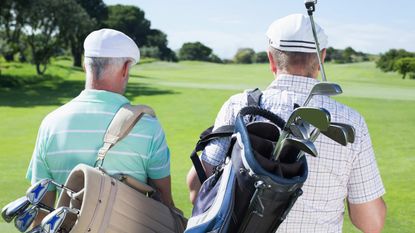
(273, 137), (318, 161)
(27, 179), (78, 207)
(14, 206), (39, 232)
(303, 82), (343, 106)
(331, 122), (356, 143)
(296, 124), (348, 160)
(41, 207), (79, 233)
(272, 107), (331, 159)
(26, 225), (43, 233)
(304, 0), (327, 82)
(1, 196), (30, 223)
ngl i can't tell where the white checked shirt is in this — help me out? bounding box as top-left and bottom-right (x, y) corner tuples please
(201, 74), (385, 233)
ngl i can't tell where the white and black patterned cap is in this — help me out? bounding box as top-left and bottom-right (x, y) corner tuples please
(266, 14), (328, 53)
(84, 28), (140, 65)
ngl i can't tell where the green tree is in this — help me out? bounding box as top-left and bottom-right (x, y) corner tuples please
(24, 0), (84, 74)
(234, 48), (255, 64)
(376, 49), (415, 72)
(0, 0), (27, 61)
(67, 0), (107, 67)
(209, 54), (223, 63)
(394, 57), (415, 79)
(342, 47), (356, 63)
(255, 51), (268, 63)
(59, 1), (97, 67)
(105, 5), (151, 47)
(146, 29), (177, 61)
(179, 42), (212, 61)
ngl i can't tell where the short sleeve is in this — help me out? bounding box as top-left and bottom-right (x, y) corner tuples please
(147, 124), (170, 179)
(26, 122), (55, 191)
(201, 98), (236, 166)
(347, 119), (385, 204)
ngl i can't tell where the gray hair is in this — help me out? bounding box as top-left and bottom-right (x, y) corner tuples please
(84, 57), (132, 80)
(268, 46), (319, 77)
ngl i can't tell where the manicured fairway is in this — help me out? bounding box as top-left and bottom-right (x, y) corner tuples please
(0, 60), (414, 232)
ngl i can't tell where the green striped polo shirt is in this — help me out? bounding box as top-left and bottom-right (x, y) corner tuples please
(26, 89), (170, 191)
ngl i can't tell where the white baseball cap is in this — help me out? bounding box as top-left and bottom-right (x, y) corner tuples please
(84, 28), (140, 64)
(266, 14), (328, 53)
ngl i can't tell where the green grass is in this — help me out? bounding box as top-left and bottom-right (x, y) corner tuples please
(0, 60), (414, 232)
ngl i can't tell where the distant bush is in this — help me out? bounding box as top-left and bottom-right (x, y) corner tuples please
(325, 46), (369, 64)
(234, 48), (255, 64)
(255, 51), (268, 63)
(394, 57), (415, 79)
(179, 42), (212, 61)
(376, 49), (415, 72)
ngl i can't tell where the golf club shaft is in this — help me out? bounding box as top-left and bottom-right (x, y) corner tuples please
(272, 130), (289, 160)
(50, 180), (75, 196)
(309, 13), (327, 82)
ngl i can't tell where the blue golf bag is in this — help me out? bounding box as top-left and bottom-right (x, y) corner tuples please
(185, 106), (308, 233)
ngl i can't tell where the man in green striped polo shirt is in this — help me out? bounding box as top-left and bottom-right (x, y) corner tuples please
(26, 29), (174, 223)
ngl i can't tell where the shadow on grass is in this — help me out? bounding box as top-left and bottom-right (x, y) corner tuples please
(0, 74), (178, 107)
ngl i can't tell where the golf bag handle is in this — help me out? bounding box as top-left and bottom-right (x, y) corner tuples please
(191, 125), (235, 183)
(238, 106), (286, 128)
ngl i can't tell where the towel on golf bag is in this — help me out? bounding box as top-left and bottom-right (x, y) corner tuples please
(185, 106), (308, 233)
(54, 104), (186, 233)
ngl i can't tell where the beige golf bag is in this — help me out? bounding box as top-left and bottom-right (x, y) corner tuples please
(56, 104), (187, 233)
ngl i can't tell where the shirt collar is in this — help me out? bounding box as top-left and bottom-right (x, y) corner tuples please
(73, 89), (129, 105)
(267, 74), (319, 95)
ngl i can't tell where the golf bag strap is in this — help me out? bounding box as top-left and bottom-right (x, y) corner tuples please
(191, 125), (235, 183)
(247, 88), (263, 122)
(95, 104), (156, 167)
(191, 89), (263, 183)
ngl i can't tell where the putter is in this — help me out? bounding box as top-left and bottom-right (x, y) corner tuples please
(331, 122), (355, 143)
(274, 137), (318, 161)
(272, 107), (331, 160)
(1, 196), (31, 223)
(14, 206), (39, 232)
(303, 82), (343, 106)
(41, 207), (79, 233)
(305, 0), (327, 82)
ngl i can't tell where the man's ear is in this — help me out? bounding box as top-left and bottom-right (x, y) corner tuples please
(121, 60), (131, 80)
(267, 51), (277, 74)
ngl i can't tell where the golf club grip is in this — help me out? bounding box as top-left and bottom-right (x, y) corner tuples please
(239, 106), (285, 128)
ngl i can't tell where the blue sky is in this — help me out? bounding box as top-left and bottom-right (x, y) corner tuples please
(105, 0), (415, 59)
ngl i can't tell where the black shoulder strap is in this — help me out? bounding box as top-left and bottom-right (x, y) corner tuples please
(247, 88), (263, 122)
(191, 125), (235, 183)
(191, 88), (263, 183)
(247, 88), (263, 107)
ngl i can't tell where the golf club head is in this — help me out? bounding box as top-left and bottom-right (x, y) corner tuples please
(41, 207), (78, 233)
(14, 206), (39, 232)
(311, 82), (343, 96)
(287, 107), (331, 132)
(26, 225), (43, 233)
(281, 137), (318, 159)
(27, 179), (52, 205)
(331, 122), (356, 143)
(321, 124), (348, 146)
(1, 196), (31, 223)
(305, 0), (317, 12)
(303, 82), (343, 106)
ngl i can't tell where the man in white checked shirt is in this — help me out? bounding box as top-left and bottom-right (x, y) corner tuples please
(187, 14), (386, 233)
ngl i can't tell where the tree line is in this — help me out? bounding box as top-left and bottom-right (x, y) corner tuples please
(376, 49), (415, 79)
(0, 0), (177, 74)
